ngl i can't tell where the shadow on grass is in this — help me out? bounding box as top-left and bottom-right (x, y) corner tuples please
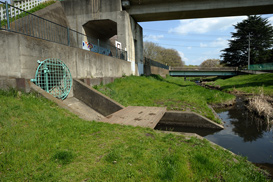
(149, 74), (192, 88)
(219, 80), (273, 90)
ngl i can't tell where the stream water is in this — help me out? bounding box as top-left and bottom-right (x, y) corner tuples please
(155, 97), (273, 176)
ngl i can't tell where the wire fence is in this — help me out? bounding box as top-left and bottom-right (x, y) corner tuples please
(249, 63), (273, 71)
(0, 1), (127, 61)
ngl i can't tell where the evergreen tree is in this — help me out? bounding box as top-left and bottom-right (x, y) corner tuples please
(221, 15), (273, 67)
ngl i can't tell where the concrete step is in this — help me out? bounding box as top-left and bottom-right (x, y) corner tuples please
(63, 97), (104, 121)
(100, 106), (166, 129)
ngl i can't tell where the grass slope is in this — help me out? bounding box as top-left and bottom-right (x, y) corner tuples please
(208, 73), (273, 96)
(95, 76), (235, 124)
(0, 90), (268, 181)
(1, 0), (56, 27)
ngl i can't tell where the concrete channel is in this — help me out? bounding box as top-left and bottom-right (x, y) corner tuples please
(29, 79), (223, 130)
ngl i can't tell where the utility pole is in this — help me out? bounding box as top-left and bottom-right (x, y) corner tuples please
(248, 33), (250, 70)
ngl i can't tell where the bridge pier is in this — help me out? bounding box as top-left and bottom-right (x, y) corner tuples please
(60, 0), (143, 75)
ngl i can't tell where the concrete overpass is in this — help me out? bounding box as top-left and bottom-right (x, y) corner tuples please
(169, 67), (238, 77)
(122, 0), (273, 22)
(59, 0), (273, 76)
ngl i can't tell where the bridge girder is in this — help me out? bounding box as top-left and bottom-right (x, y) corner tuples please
(123, 0), (273, 22)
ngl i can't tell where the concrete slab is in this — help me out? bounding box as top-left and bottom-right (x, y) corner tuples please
(100, 106), (166, 128)
(63, 97), (104, 121)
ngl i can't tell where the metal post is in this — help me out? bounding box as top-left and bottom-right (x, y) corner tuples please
(14, 7), (16, 32)
(248, 33), (250, 70)
(44, 63), (49, 92)
(5, 1), (10, 30)
(0, 13), (2, 30)
(67, 27), (70, 46)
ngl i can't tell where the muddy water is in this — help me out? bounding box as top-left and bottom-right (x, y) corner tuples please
(155, 97), (273, 175)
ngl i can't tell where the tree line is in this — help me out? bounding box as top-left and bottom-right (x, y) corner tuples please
(144, 42), (185, 67)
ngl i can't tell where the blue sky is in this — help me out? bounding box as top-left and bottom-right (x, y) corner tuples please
(139, 14), (273, 66)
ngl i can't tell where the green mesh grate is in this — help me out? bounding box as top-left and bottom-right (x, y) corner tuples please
(31, 58), (72, 100)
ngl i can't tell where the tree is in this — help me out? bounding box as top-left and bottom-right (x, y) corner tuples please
(221, 15), (273, 67)
(144, 41), (185, 67)
(200, 59), (220, 67)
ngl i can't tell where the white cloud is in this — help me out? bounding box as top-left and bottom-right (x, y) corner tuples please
(200, 43), (208, 48)
(169, 16), (247, 35)
(178, 51), (189, 62)
(210, 37), (228, 48)
(200, 37), (228, 48)
(268, 16), (273, 25)
(144, 34), (164, 41)
(187, 46), (192, 50)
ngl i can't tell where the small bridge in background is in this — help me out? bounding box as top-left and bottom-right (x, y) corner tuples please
(169, 67), (238, 77)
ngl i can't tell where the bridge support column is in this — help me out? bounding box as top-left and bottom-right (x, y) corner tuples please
(61, 0), (143, 76)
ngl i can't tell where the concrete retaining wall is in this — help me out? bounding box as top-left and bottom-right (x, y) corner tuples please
(151, 66), (169, 77)
(0, 31), (131, 79)
(80, 77), (119, 87)
(73, 79), (124, 116)
(0, 77), (31, 92)
(159, 111), (224, 129)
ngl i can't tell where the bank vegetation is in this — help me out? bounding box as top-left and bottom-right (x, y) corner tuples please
(205, 73), (273, 124)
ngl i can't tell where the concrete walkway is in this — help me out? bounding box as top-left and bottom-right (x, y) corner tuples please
(100, 106), (166, 128)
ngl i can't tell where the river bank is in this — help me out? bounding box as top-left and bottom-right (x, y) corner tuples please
(156, 96), (273, 179)
(201, 73), (273, 124)
(1, 89), (270, 181)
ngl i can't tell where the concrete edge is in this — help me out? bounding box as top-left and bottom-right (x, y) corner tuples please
(29, 81), (87, 120)
(73, 79), (125, 116)
(208, 105), (223, 125)
(74, 79), (125, 108)
(80, 77), (119, 87)
(159, 111), (224, 130)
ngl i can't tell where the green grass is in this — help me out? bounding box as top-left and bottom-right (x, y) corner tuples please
(0, 89), (269, 181)
(1, 1), (56, 28)
(207, 73), (273, 96)
(95, 75), (235, 123)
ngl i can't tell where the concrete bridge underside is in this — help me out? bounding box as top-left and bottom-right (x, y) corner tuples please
(124, 0), (273, 22)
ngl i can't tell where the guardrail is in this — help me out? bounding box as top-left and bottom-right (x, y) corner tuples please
(170, 67), (238, 71)
(249, 63), (273, 71)
(0, 1), (127, 61)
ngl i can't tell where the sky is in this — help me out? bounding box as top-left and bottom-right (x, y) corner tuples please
(139, 14), (273, 66)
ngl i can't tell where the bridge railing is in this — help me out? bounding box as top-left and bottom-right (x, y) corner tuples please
(249, 63), (273, 71)
(0, 1), (127, 61)
(170, 67), (238, 71)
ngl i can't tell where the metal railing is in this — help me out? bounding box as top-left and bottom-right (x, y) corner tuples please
(249, 63), (273, 71)
(0, 1), (127, 61)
